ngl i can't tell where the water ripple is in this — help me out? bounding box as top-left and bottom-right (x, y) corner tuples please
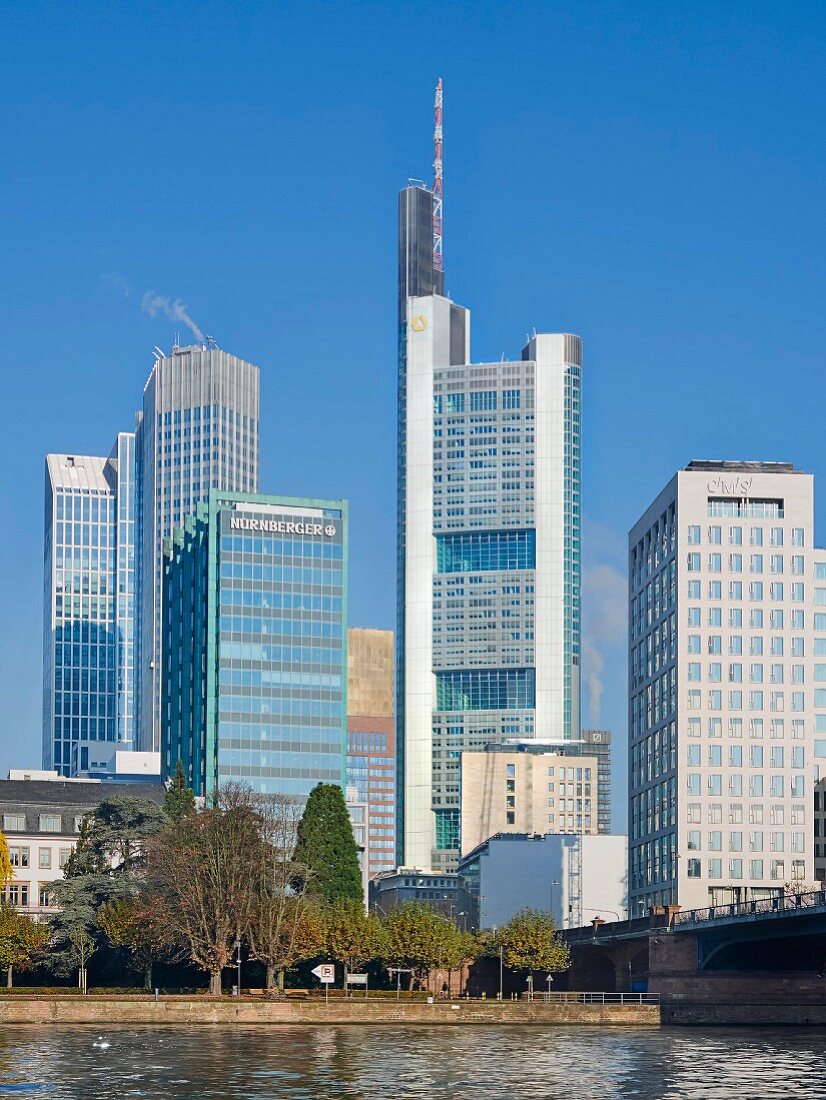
(1, 1024), (825, 1098)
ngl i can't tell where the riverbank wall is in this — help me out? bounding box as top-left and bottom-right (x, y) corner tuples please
(0, 996), (659, 1026)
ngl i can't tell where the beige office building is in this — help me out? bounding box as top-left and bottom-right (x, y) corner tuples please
(629, 461), (825, 917)
(460, 748), (599, 856)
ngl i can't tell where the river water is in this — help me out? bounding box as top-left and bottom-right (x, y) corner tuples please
(0, 1025), (824, 1098)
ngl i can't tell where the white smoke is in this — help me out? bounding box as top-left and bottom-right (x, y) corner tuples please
(141, 291), (204, 343)
(582, 560), (627, 726)
(582, 637), (605, 726)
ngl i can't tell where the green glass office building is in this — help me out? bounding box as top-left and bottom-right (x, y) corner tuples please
(161, 490), (348, 798)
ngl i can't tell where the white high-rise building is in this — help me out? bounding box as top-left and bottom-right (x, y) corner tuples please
(396, 183), (582, 872)
(629, 461), (823, 916)
(135, 344), (259, 750)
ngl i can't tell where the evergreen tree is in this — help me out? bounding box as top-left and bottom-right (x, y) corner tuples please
(164, 760), (196, 821)
(292, 783), (362, 904)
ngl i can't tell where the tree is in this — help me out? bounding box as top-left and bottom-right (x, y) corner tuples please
(323, 898), (385, 991)
(292, 783), (362, 905)
(0, 832), (13, 890)
(492, 908), (570, 991)
(145, 783), (262, 994)
(0, 903), (50, 988)
(381, 902), (452, 990)
(50, 795), (165, 984)
(244, 793), (323, 991)
(164, 760), (196, 822)
(97, 897), (168, 992)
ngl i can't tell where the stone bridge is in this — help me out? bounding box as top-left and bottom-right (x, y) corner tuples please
(561, 890), (826, 1008)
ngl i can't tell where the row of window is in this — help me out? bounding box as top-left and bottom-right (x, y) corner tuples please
(686, 774), (805, 797)
(685, 858), (804, 879)
(687, 525), (805, 547)
(2, 814), (80, 834)
(686, 831), (805, 852)
(6, 845), (73, 868)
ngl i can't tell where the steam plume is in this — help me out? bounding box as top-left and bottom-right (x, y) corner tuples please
(141, 291), (204, 343)
(582, 637), (605, 726)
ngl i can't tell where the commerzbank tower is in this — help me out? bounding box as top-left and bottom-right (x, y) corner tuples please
(396, 80), (583, 871)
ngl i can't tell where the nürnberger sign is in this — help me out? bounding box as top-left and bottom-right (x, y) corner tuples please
(230, 515), (336, 537)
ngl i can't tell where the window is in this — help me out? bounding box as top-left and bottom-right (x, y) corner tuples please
(750, 831), (763, 851)
(750, 859), (764, 879)
(9, 846), (29, 868)
(687, 553), (701, 571)
(687, 526), (701, 545)
(38, 848), (51, 869)
(687, 830), (701, 850)
(58, 849), (71, 869)
(729, 859), (743, 879)
(506, 763), (516, 778)
(730, 526), (743, 545)
(2, 814), (25, 832)
(39, 815), (61, 833)
(708, 858), (722, 879)
(687, 859), (701, 878)
(4, 884), (29, 907)
(730, 554), (743, 573)
(688, 635), (701, 654)
(687, 803), (701, 823)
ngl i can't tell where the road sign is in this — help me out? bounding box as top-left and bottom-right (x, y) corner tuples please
(311, 964), (335, 983)
(346, 973), (368, 985)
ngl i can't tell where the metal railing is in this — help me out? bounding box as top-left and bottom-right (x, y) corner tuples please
(674, 889), (826, 927)
(523, 992), (660, 1005)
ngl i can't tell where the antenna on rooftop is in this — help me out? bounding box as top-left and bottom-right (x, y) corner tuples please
(432, 77), (443, 275)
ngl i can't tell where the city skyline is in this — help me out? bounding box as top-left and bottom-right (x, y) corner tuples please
(3, 4), (826, 837)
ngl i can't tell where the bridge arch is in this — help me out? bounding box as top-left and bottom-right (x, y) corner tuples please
(568, 946), (617, 992)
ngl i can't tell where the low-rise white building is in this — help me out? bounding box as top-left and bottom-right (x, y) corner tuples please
(458, 832), (628, 930)
(1, 773), (164, 919)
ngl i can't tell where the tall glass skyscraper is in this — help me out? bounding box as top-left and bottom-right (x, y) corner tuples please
(161, 491), (348, 799)
(135, 344), (260, 752)
(42, 434), (136, 775)
(396, 183), (582, 872)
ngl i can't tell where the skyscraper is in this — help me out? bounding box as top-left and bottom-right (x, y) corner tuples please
(135, 344), (260, 751)
(396, 85), (582, 871)
(42, 434), (136, 775)
(628, 461), (819, 915)
(161, 491), (348, 799)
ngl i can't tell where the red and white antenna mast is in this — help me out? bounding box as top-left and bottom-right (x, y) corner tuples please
(432, 77), (444, 274)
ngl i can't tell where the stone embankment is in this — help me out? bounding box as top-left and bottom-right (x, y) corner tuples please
(0, 996), (660, 1027)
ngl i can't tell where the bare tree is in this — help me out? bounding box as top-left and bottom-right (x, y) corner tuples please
(245, 793), (323, 991)
(145, 783), (261, 995)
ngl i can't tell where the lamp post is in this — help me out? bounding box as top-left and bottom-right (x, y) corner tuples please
(549, 879), (561, 924)
(235, 935), (242, 997)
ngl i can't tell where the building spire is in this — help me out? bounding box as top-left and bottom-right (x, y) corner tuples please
(432, 78), (443, 275)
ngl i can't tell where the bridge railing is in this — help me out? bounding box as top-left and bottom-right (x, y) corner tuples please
(674, 889), (826, 927)
(523, 992), (660, 1005)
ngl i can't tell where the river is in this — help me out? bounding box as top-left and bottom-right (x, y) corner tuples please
(0, 1024), (824, 1098)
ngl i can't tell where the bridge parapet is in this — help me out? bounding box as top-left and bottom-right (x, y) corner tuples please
(674, 889), (826, 931)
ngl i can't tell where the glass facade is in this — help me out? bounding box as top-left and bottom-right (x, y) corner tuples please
(436, 530), (535, 573)
(435, 669), (535, 711)
(43, 438), (136, 775)
(162, 492), (347, 799)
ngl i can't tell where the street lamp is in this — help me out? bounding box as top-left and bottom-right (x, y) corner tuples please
(549, 879), (561, 922)
(235, 935), (242, 997)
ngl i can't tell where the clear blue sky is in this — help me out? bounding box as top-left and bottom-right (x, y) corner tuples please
(1, 2), (825, 828)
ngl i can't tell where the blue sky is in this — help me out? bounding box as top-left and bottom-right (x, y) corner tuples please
(1, 2), (825, 826)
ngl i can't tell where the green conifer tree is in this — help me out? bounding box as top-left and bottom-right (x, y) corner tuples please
(164, 760), (196, 821)
(292, 783), (363, 904)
